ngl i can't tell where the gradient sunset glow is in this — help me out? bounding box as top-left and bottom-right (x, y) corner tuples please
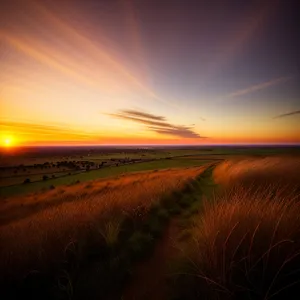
(0, 0), (299, 147)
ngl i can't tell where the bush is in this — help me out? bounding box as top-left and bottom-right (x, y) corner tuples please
(128, 231), (154, 259)
(23, 178), (31, 184)
(42, 175), (49, 181)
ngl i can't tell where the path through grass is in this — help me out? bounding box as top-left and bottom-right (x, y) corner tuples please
(122, 164), (218, 300)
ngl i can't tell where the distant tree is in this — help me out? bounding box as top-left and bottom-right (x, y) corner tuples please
(86, 165), (90, 172)
(52, 174), (56, 178)
(23, 178), (31, 184)
(43, 175), (49, 181)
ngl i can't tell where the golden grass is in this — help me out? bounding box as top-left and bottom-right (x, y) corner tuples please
(213, 156), (300, 191)
(176, 187), (300, 299)
(174, 157), (300, 299)
(0, 167), (204, 280)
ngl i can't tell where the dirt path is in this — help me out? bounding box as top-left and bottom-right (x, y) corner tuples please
(122, 164), (217, 300)
(122, 218), (180, 300)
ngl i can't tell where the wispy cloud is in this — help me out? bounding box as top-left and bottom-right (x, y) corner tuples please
(273, 110), (300, 119)
(226, 76), (293, 99)
(107, 110), (205, 139)
(148, 126), (205, 139)
(120, 110), (166, 121)
(108, 113), (172, 128)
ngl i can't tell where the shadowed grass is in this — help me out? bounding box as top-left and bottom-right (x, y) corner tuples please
(170, 183), (300, 300)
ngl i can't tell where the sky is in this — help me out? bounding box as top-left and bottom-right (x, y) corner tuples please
(0, 0), (299, 146)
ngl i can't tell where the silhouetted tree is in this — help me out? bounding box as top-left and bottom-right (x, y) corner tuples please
(23, 178), (31, 184)
(43, 175), (49, 181)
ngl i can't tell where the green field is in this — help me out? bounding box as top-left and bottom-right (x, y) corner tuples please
(2, 146), (299, 198)
(0, 158), (212, 198)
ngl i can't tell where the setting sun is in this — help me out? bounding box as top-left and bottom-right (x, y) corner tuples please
(2, 136), (15, 148)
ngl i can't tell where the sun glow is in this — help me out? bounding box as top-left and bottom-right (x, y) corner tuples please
(2, 135), (16, 148)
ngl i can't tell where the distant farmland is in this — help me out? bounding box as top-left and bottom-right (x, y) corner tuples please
(0, 157), (213, 197)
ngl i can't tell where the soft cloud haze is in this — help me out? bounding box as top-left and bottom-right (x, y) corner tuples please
(0, 0), (299, 146)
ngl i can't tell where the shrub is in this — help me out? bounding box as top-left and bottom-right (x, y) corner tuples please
(128, 231), (154, 259)
(23, 178), (31, 184)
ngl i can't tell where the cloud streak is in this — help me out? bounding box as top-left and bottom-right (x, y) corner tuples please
(120, 110), (166, 121)
(226, 76), (293, 99)
(148, 126), (205, 139)
(108, 110), (204, 139)
(273, 110), (300, 119)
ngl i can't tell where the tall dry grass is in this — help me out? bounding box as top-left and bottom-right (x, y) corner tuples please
(0, 167), (204, 281)
(172, 157), (300, 299)
(213, 156), (300, 192)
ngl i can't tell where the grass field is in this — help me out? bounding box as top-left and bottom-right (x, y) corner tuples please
(170, 156), (300, 300)
(1, 146), (299, 198)
(1, 148), (300, 300)
(0, 158), (212, 198)
(0, 166), (206, 299)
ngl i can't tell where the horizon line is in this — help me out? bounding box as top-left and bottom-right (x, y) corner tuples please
(4, 143), (300, 148)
